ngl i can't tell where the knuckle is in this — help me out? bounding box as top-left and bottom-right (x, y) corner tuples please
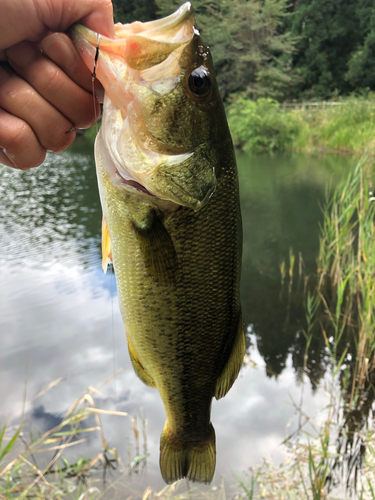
(6, 120), (30, 151)
(99, 0), (113, 11)
(39, 114), (74, 152)
(0, 77), (35, 113)
(40, 66), (63, 95)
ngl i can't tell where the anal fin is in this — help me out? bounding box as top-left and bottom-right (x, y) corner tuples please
(128, 342), (156, 388)
(215, 314), (245, 400)
(102, 216), (112, 273)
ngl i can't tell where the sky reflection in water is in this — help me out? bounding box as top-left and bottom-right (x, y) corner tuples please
(0, 144), (355, 493)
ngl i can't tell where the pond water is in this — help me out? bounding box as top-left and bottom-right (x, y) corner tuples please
(0, 144), (358, 496)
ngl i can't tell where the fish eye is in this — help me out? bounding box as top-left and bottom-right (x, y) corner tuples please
(188, 67), (211, 97)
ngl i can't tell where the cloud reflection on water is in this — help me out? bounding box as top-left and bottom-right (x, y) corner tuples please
(0, 147), (354, 493)
(0, 262), (328, 491)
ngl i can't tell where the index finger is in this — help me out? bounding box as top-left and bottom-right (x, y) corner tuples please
(40, 33), (105, 101)
(44, 0), (115, 38)
(0, 0), (115, 50)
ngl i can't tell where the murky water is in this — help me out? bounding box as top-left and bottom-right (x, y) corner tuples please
(0, 144), (358, 495)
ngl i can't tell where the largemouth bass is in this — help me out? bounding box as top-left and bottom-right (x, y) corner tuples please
(71, 2), (244, 485)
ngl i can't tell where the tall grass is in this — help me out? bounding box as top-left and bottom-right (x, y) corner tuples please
(4, 158), (375, 498)
(308, 99), (375, 153)
(227, 95), (375, 154)
(317, 156), (375, 402)
(237, 157), (375, 499)
(299, 156), (375, 498)
(0, 376), (227, 499)
(0, 373), (145, 499)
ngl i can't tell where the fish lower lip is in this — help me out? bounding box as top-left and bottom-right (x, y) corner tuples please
(121, 178), (156, 197)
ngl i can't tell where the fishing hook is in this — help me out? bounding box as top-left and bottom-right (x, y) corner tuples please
(91, 33), (101, 127)
(92, 33), (101, 80)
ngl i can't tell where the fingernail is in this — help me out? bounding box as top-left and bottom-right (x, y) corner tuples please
(41, 33), (77, 69)
(6, 41), (38, 67)
(2, 147), (14, 159)
(0, 147), (17, 168)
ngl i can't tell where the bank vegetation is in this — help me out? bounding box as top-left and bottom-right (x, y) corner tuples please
(227, 95), (375, 154)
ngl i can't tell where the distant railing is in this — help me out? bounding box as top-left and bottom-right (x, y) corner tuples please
(282, 101), (343, 109)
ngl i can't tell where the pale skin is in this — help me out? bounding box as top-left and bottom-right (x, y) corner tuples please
(0, 0), (115, 170)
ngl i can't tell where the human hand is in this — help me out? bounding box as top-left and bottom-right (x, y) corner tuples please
(0, 0), (115, 170)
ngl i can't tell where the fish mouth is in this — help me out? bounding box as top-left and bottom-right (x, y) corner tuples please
(117, 167), (216, 212)
(97, 128), (215, 212)
(70, 2), (198, 205)
(71, 2), (194, 45)
(119, 176), (156, 197)
(69, 2), (195, 107)
(73, 4), (216, 212)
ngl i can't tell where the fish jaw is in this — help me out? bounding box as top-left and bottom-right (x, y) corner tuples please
(96, 94), (217, 212)
(70, 2), (195, 108)
(70, 4), (219, 212)
(94, 125), (181, 215)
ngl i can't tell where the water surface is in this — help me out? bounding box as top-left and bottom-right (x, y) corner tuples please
(0, 145), (357, 495)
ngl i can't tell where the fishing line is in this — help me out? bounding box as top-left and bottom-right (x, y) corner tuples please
(21, 350), (29, 423)
(91, 33), (101, 130)
(185, 478), (191, 500)
(91, 34), (117, 397)
(111, 265), (117, 397)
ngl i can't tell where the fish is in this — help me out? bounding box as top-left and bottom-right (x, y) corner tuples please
(70, 2), (245, 485)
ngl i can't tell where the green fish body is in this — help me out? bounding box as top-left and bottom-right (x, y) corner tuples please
(71, 2), (245, 484)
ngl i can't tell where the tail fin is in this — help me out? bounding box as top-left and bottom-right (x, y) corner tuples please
(159, 422), (216, 484)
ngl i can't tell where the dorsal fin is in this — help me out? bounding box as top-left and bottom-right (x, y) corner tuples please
(102, 216), (112, 273)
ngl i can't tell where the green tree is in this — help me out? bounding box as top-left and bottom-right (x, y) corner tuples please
(156, 0), (298, 100)
(112, 0), (157, 24)
(285, 0), (362, 99)
(346, 1), (375, 91)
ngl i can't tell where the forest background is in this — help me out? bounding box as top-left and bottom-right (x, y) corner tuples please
(108, 0), (375, 154)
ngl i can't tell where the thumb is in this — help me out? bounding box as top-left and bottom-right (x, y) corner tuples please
(78, 1), (115, 37)
(43, 0), (116, 38)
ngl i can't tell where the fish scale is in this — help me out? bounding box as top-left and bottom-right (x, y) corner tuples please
(71, 1), (244, 485)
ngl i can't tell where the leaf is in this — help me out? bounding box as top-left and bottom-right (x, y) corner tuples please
(0, 425), (23, 462)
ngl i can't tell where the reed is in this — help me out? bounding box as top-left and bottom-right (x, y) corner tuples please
(238, 156), (375, 500)
(317, 156), (375, 400)
(0, 372), (147, 499)
(3, 157), (375, 499)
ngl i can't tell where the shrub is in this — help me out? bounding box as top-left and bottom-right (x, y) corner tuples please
(227, 97), (309, 152)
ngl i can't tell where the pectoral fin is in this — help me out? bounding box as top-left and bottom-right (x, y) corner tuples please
(128, 342), (156, 388)
(102, 216), (112, 273)
(133, 210), (178, 284)
(215, 315), (245, 400)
